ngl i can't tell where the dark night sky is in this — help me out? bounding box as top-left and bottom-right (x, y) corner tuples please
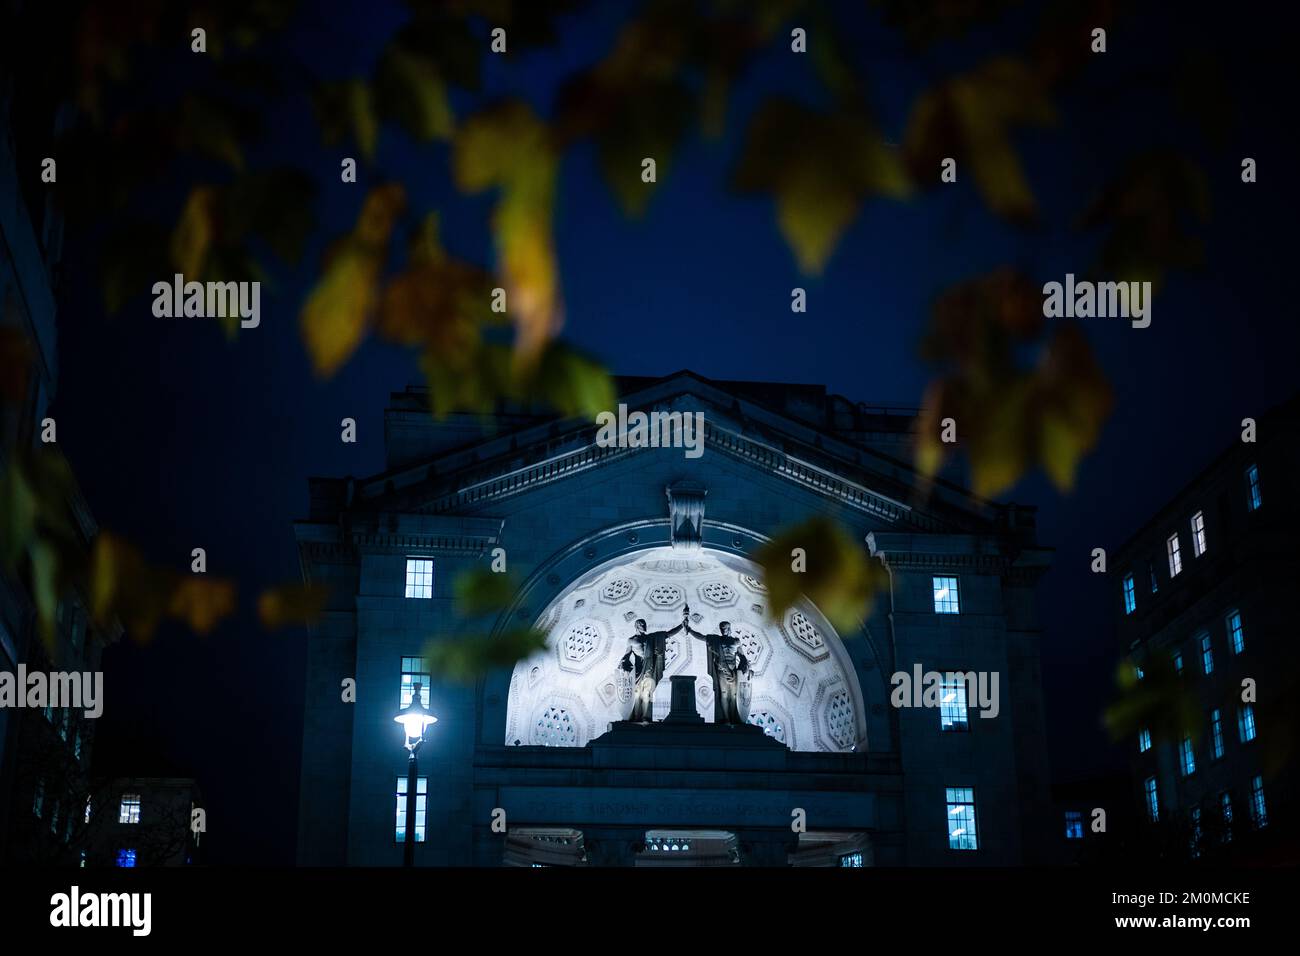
(48, 1), (1299, 863)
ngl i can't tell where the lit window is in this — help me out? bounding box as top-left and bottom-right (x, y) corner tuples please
(1179, 733), (1196, 777)
(1173, 651), (1183, 675)
(395, 776), (428, 843)
(1064, 811), (1084, 840)
(1166, 533), (1182, 577)
(1237, 704), (1256, 743)
(84, 795), (92, 824)
(32, 779), (44, 818)
(400, 657), (430, 708)
(1122, 574), (1136, 615)
(1149, 562), (1159, 594)
(1227, 611), (1244, 655)
(1220, 792), (1233, 842)
(1210, 709), (1224, 760)
(939, 677), (968, 732)
(119, 794), (141, 824)
(1250, 776), (1268, 829)
(1190, 807), (1202, 859)
(1200, 633), (1213, 675)
(1144, 776), (1159, 822)
(932, 576), (960, 615)
(404, 558), (434, 599)
(1135, 663), (1145, 680)
(945, 787), (978, 850)
(1190, 511), (1207, 557)
(838, 851), (864, 867)
(116, 848), (137, 868)
(1138, 728), (1151, 753)
(1246, 464), (1261, 512)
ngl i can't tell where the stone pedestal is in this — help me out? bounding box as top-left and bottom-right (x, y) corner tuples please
(666, 675), (704, 723)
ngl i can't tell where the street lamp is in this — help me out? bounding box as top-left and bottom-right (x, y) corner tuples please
(394, 682), (437, 867)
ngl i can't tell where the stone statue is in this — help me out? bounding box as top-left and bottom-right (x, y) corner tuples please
(619, 609), (688, 722)
(685, 607), (750, 725)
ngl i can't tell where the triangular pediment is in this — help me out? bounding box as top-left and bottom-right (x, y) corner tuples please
(349, 370), (1009, 534)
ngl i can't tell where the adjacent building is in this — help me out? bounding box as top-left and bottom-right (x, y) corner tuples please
(85, 777), (205, 868)
(0, 53), (117, 865)
(295, 373), (1056, 865)
(1114, 396), (1299, 862)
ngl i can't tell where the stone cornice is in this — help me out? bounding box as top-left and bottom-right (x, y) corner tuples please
(294, 515), (504, 561)
(866, 531), (1052, 579)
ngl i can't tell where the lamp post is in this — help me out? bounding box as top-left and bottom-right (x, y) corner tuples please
(393, 681), (437, 867)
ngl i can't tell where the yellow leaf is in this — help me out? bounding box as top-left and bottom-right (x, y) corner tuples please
(453, 102), (562, 362)
(171, 186), (218, 279)
(300, 184), (406, 377)
(754, 517), (885, 633)
(168, 576), (237, 635)
(258, 583), (330, 630)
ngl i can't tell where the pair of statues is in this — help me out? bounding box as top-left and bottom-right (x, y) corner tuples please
(618, 604), (749, 724)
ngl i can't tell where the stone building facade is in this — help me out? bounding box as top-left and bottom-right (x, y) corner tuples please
(295, 373), (1054, 865)
(1115, 396), (1299, 862)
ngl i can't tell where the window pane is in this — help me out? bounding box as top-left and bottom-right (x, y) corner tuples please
(1122, 574), (1136, 615)
(1190, 511), (1207, 557)
(932, 576), (960, 615)
(1227, 611), (1244, 655)
(1166, 534), (1182, 577)
(400, 656), (431, 707)
(395, 776), (429, 843)
(404, 558), (434, 600)
(939, 677), (968, 731)
(945, 787), (978, 850)
(119, 794), (141, 824)
(1246, 465), (1261, 511)
(1237, 704), (1256, 743)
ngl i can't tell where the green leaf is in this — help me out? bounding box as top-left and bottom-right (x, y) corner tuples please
(903, 58), (1055, 224)
(423, 627), (549, 683)
(753, 516), (887, 633)
(733, 99), (909, 274)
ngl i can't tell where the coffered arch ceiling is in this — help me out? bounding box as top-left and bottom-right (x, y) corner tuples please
(504, 546), (867, 753)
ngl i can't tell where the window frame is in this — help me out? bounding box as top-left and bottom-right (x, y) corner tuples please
(944, 787), (979, 851)
(1122, 573), (1136, 615)
(394, 775), (429, 844)
(931, 576), (960, 615)
(119, 793), (141, 825)
(1190, 510), (1207, 557)
(1166, 533), (1182, 577)
(403, 557), (434, 600)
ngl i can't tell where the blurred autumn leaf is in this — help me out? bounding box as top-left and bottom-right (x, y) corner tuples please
(452, 566), (521, 617)
(423, 626), (549, 684)
(1077, 150), (1210, 293)
(753, 516), (887, 632)
(90, 532), (236, 641)
(0, 451), (85, 643)
(915, 270), (1112, 497)
(873, 0), (1022, 49)
(0, 327), (33, 404)
(1104, 655), (1201, 746)
(314, 78), (380, 161)
(453, 100), (561, 363)
(257, 582), (331, 630)
(421, 565), (546, 681)
(904, 57), (1056, 224)
(300, 183), (406, 377)
(734, 99), (909, 274)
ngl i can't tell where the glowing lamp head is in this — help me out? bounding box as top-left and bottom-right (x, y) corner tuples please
(394, 683), (437, 744)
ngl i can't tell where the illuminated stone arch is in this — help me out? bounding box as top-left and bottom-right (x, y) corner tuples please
(503, 544), (869, 753)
